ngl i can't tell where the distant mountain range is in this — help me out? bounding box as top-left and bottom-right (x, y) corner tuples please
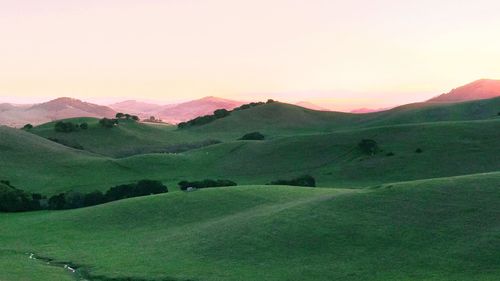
(109, 96), (245, 124)
(1, 79), (499, 127)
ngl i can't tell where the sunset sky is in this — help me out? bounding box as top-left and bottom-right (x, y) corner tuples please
(1, 0), (500, 110)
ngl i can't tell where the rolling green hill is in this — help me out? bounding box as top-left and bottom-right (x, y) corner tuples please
(3, 118), (500, 193)
(29, 117), (204, 157)
(26, 97), (500, 159)
(1, 172), (499, 281)
(188, 97), (500, 137)
(0, 126), (144, 194)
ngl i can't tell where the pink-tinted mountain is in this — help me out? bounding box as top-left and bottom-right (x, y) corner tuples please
(428, 79), (500, 103)
(0, 97), (116, 127)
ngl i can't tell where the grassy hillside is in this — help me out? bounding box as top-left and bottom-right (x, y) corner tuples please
(115, 118), (500, 189)
(190, 98), (500, 137)
(0, 126), (144, 194)
(30, 117), (203, 157)
(24, 98), (500, 160)
(3, 118), (500, 193)
(1, 172), (499, 281)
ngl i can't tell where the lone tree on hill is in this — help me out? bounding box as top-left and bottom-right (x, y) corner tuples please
(99, 118), (119, 128)
(268, 175), (316, 187)
(358, 139), (379, 155)
(239, 132), (265, 140)
(22, 124), (33, 130)
(54, 121), (78, 133)
(80, 122), (88, 129)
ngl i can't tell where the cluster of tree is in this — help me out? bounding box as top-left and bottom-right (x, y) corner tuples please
(0, 180), (167, 212)
(177, 109), (231, 129)
(239, 131), (265, 140)
(48, 180), (168, 210)
(358, 139), (379, 155)
(143, 116), (164, 123)
(267, 175), (316, 187)
(115, 113), (139, 121)
(99, 118), (119, 128)
(178, 99), (277, 129)
(0, 181), (43, 212)
(233, 99), (274, 111)
(54, 121), (88, 132)
(178, 179), (237, 190)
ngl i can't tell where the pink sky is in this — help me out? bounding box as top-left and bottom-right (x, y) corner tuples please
(1, 0), (500, 111)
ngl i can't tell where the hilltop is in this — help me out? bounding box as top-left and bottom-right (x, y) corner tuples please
(0, 97), (116, 127)
(428, 79), (500, 102)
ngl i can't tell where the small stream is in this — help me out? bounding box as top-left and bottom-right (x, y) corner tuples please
(28, 252), (90, 281)
(27, 252), (197, 281)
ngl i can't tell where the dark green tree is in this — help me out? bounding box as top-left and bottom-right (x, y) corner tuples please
(22, 124), (33, 130)
(358, 139), (379, 155)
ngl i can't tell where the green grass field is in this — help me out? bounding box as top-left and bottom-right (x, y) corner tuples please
(1, 98), (499, 280)
(1, 173), (499, 281)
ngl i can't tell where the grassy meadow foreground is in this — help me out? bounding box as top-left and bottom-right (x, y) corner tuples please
(1, 98), (500, 280)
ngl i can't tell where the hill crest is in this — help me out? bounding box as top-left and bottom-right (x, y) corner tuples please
(428, 79), (500, 103)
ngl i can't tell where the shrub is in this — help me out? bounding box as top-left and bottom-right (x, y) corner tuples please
(105, 184), (136, 201)
(268, 175), (316, 187)
(83, 191), (106, 207)
(99, 118), (119, 128)
(0, 182), (41, 212)
(135, 180), (168, 196)
(178, 179), (237, 190)
(239, 132), (265, 140)
(23, 124), (33, 130)
(80, 122), (88, 129)
(214, 109), (230, 119)
(358, 139), (379, 155)
(178, 100), (271, 129)
(48, 193), (67, 210)
(106, 180), (168, 201)
(54, 121), (78, 132)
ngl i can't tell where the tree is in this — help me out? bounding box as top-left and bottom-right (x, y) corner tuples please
(80, 122), (88, 129)
(105, 184), (135, 201)
(268, 175), (316, 187)
(99, 118), (118, 128)
(65, 192), (85, 209)
(23, 124), (33, 130)
(48, 193), (67, 210)
(0, 183), (41, 212)
(116, 112), (125, 119)
(125, 114), (131, 119)
(239, 132), (265, 140)
(131, 115), (139, 121)
(83, 191), (106, 207)
(214, 109), (230, 119)
(358, 139), (379, 155)
(267, 99), (275, 103)
(135, 180), (168, 196)
(54, 121), (78, 133)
